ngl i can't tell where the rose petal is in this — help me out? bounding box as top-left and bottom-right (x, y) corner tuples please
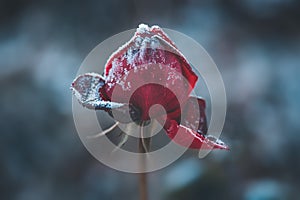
(129, 83), (181, 121)
(163, 119), (229, 150)
(103, 24), (198, 111)
(180, 96), (208, 135)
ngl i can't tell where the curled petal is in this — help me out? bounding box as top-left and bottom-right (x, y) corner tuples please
(180, 96), (207, 135)
(163, 119), (229, 150)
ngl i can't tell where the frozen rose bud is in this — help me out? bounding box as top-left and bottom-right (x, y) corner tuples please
(71, 24), (229, 150)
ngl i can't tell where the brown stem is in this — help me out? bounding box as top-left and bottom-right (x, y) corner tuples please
(138, 123), (148, 200)
(138, 155), (148, 200)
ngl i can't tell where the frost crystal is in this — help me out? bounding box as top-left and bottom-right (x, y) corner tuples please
(137, 23), (151, 34)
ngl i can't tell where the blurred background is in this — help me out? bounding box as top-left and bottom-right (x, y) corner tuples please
(1, 0), (300, 199)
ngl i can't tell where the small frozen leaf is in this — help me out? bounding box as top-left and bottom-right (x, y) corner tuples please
(71, 73), (124, 110)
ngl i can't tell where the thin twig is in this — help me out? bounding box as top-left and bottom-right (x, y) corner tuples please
(141, 123), (151, 153)
(87, 122), (119, 139)
(112, 133), (129, 153)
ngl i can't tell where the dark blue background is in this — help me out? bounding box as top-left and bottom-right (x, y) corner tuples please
(1, 0), (299, 199)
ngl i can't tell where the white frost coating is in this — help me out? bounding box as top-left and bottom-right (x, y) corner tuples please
(103, 23), (195, 92)
(205, 135), (226, 145)
(184, 119), (197, 131)
(167, 69), (183, 85)
(137, 23), (151, 34)
(151, 25), (161, 30)
(71, 72), (104, 102)
(71, 72), (124, 109)
(150, 38), (160, 50)
(104, 24), (190, 77)
(71, 72), (104, 87)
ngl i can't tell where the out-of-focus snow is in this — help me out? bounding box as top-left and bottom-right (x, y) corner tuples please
(164, 158), (203, 191)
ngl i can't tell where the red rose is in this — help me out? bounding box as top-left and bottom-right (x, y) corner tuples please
(71, 24), (228, 150)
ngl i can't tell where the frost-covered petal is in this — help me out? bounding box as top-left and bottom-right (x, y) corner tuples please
(103, 24), (198, 106)
(162, 97), (229, 150)
(163, 119), (229, 150)
(71, 73), (124, 110)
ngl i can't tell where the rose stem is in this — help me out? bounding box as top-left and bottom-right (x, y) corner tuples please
(139, 122), (149, 200)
